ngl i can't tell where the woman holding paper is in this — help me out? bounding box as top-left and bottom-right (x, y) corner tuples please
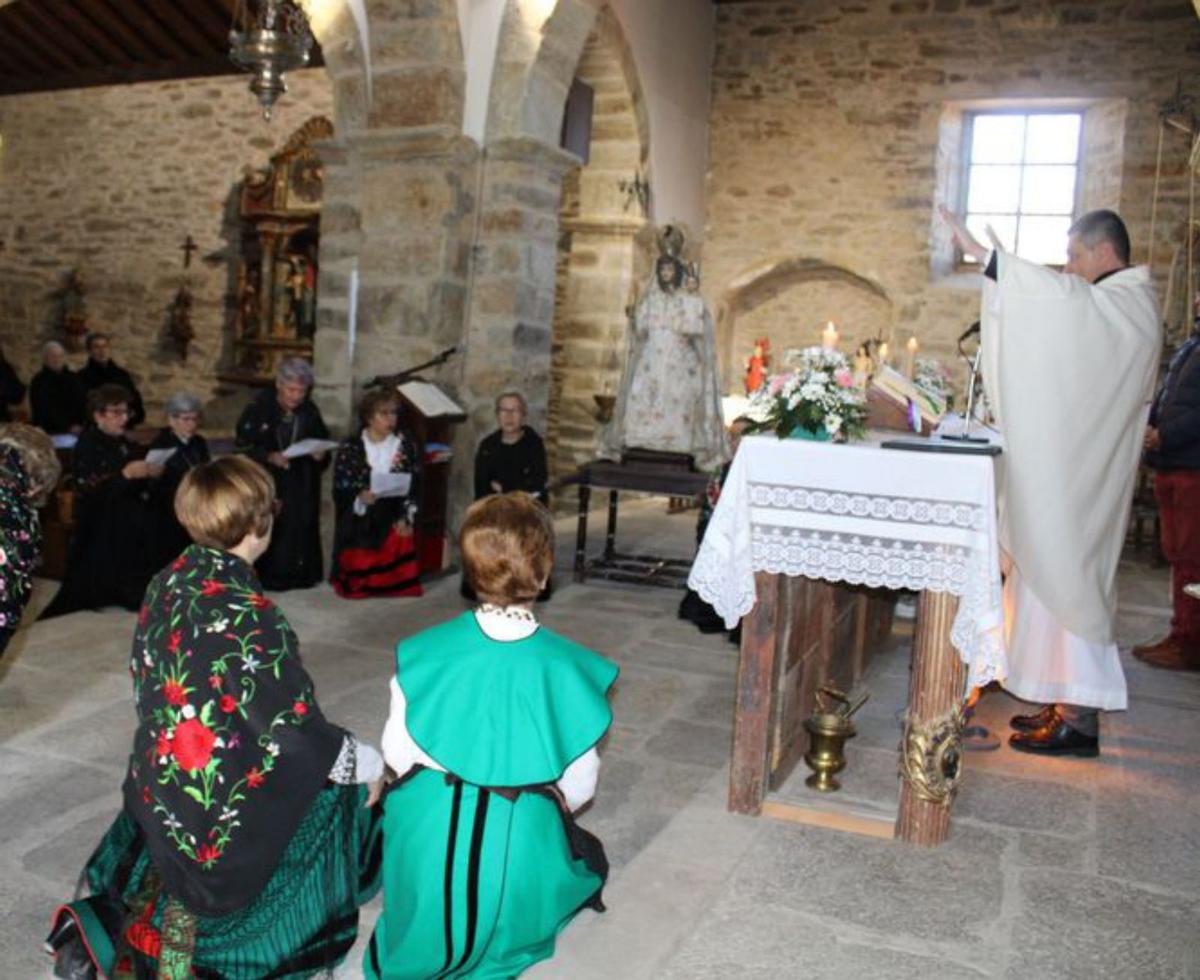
(235, 358), (332, 590)
(330, 389), (422, 598)
(148, 391), (212, 569)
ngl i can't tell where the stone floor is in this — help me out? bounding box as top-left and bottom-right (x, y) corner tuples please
(2, 500), (1197, 978)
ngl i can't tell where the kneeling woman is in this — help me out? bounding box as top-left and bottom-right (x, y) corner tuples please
(367, 492), (617, 978)
(330, 389), (422, 599)
(48, 457), (384, 979)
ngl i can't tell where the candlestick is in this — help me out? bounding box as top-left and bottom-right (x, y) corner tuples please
(905, 336), (918, 378)
(822, 321), (839, 350)
(877, 341), (889, 367)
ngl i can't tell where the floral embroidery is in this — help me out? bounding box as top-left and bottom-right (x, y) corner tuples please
(128, 544), (325, 871)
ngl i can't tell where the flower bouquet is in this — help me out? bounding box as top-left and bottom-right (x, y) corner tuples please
(748, 346), (868, 441)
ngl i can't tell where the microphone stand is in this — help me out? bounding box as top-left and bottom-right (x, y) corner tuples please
(943, 330), (989, 444)
(365, 346), (459, 389)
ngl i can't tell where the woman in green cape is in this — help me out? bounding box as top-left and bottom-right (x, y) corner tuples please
(47, 457), (384, 979)
(367, 492), (618, 978)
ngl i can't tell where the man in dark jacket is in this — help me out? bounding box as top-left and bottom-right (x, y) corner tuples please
(30, 341), (86, 434)
(1135, 320), (1200, 671)
(76, 332), (145, 427)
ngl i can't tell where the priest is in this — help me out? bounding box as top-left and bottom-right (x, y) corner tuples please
(942, 207), (1161, 757)
(77, 332), (146, 428)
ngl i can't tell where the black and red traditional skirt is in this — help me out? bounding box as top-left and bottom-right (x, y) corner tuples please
(331, 527), (423, 599)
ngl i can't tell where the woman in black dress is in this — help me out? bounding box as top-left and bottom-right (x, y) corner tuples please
(40, 384), (163, 619)
(148, 391), (211, 570)
(330, 389), (422, 599)
(235, 358), (330, 591)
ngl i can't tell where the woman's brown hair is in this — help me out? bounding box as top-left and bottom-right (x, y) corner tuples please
(358, 388), (400, 427)
(460, 492), (553, 606)
(175, 456), (275, 550)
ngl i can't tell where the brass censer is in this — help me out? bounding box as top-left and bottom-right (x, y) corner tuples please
(803, 686), (870, 793)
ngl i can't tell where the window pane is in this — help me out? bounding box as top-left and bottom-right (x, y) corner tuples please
(1024, 114), (1080, 164)
(971, 115), (1026, 164)
(1016, 215), (1072, 264)
(1020, 165), (1076, 214)
(965, 213), (1018, 259)
(967, 165), (1021, 213)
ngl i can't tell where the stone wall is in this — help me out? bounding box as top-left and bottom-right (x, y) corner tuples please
(704, 0), (1200, 387)
(0, 70), (334, 428)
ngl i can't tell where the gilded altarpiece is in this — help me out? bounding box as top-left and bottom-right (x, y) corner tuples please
(222, 116), (331, 385)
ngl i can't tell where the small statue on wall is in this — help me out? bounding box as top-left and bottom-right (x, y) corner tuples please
(54, 269), (89, 352)
(168, 284), (194, 361)
(745, 337), (770, 394)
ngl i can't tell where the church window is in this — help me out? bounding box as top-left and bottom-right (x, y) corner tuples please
(960, 111), (1082, 266)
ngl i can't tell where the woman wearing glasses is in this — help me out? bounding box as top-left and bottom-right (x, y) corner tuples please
(40, 384), (162, 619)
(148, 392), (212, 569)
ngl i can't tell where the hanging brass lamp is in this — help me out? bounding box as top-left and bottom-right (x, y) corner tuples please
(229, 0), (314, 121)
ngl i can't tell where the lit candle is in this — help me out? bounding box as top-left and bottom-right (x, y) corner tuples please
(877, 341), (889, 367)
(905, 336), (918, 378)
(821, 321), (840, 350)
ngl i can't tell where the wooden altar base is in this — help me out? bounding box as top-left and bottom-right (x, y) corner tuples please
(729, 573), (963, 846)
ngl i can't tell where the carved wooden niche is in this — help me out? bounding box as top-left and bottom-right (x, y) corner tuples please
(222, 115), (332, 385)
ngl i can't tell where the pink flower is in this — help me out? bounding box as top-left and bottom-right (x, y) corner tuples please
(834, 369), (854, 388)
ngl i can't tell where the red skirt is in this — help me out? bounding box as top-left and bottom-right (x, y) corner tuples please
(331, 527), (423, 599)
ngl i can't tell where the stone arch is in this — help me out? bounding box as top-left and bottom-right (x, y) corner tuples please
(546, 4), (652, 483)
(717, 256), (894, 389)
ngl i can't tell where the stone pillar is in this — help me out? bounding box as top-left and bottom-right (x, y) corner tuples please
(454, 136), (580, 517)
(313, 126), (480, 433)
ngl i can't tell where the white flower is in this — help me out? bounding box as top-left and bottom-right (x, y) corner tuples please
(181, 703), (196, 719)
(266, 741), (280, 757)
(242, 653), (261, 672)
(204, 618), (229, 634)
(218, 806), (239, 822)
(162, 812), (182, 831)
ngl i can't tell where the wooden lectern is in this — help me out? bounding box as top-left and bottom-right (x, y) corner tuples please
(394, 381), (467, 576)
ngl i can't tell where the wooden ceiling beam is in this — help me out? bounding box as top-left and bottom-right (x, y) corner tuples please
(0, 56), (244, 97)
(18, 1), (110, 69)
(46, 0), (138, 65)
(84, 0), (161, 62)
(2, 10), (76, 71)
(104, 0), (190, 60)
(184, 0), (236, 50)
(0, 35), (47, 76)
(139, 0), (219, 59)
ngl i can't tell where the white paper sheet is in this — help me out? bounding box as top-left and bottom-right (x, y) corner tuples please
(144, 448), (178, 467)
(371, 471), (412, 498)
(397, 381), (465, 418)
(282, 438), (339, 459)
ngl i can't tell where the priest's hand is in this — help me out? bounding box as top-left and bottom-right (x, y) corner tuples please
(1144, 426), (1161, 452)
(938, 205), (988, 264)
(122, 460), (152, 480)
(359, 489), (376, 506)
(267, 451), (290, 470)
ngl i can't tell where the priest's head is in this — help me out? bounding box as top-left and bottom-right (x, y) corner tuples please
(85, 332), (112, 364)
(1065, 210), (1131, 283)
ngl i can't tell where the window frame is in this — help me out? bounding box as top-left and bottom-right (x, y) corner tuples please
(955, 107), (1086, 270)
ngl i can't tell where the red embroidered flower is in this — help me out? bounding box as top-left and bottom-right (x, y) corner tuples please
(200, 579), (226, 597)
(141, 786), (152, 805)
(208, 674), (222, 689)
(195, 843), (221, 866)
(172, 718), (216, 772)
(245, 767), (265, 788)
(220, 694), (238, 713)
(124, 921), (161, 959)
(171, 555), (187, 571)
(249, 594), (273, 610)
(163, 680), (188, 707)
(155, 732), (171, 758)
(166, 630), (183, 654)
(293, 701), (308, 716)
(137, 605), (150, 628)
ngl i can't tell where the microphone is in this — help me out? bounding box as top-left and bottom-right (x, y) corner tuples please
(958, 320), (981, 344)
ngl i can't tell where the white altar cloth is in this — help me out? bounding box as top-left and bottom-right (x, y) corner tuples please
(688, 434), (1007, 690)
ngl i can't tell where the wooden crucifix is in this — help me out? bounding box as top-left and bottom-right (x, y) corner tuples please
(180, 234), (198, 269)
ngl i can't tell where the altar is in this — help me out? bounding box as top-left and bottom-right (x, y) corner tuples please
(690, 434), (1005, 845)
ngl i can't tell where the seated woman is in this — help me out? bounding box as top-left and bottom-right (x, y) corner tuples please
(331, 389), (422, 599)
(47, 457), (384, 980)
(39, 384), (162, 619)
(148, 391), (211, 570)
(366, 492), (617, 979)
(0, 423), (61, 659)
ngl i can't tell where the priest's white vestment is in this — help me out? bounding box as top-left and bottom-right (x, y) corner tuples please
(981, 254), (1160, 709)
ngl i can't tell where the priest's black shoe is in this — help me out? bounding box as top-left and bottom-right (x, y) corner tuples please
(1008, 719), (1099, 757)
(1009, 704), (1058, 733)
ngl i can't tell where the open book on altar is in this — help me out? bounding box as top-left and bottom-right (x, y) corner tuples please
(868, 365), (946, 434)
